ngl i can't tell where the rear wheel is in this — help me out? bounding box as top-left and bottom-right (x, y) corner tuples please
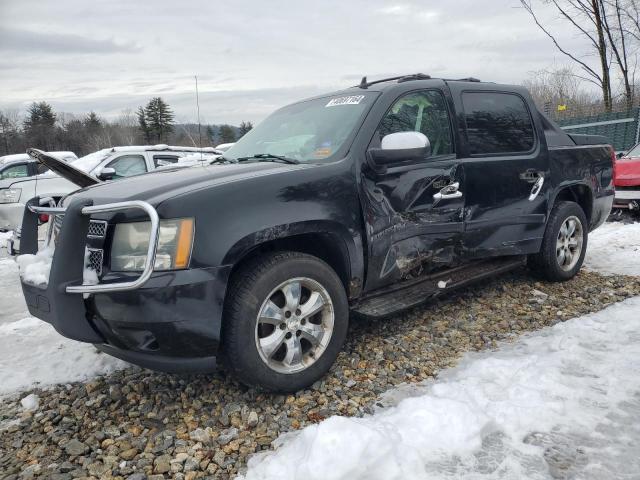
(529, 201), (588, 281)
(222, 252), (348, 392)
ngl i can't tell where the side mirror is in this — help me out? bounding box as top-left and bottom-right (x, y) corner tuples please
(97, 167), (116, 181)
(617, 152), (625, 159)
(368, 132), (430, 169)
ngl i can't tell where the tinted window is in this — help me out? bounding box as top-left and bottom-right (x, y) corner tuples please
(376, 90), (453, 156)
(107, 155), (147, 179)
(462, 92), (535, 155)
(0, 164), (29, 179)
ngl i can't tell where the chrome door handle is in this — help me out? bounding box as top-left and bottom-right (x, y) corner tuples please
(433, 182), (463, 201)
(528, 175), (544, 201)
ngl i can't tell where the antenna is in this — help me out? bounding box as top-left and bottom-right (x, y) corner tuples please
(195, 75), (203, 161)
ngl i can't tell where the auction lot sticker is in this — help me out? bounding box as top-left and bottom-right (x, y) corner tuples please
(326, 95), (365, 107)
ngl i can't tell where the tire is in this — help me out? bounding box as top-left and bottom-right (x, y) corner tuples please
(529, 201), (588, 281)
(222, 251), (349, 392)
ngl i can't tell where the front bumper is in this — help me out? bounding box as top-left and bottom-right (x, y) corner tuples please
(0, 202), (24, 232)
(19, 197), (232, 372)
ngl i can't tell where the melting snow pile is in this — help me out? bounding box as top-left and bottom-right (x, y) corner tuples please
(584, 220), (640, 275)
(241, 298), (640, 480)
(16, 246), (55, 286)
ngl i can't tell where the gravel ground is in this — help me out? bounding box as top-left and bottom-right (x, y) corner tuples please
(1, 268), (640, 480)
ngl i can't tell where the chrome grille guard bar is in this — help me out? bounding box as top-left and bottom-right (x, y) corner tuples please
(29, 200), (160, 294)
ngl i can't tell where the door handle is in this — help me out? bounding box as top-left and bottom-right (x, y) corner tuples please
(433, 182), (463, 201)
(528, 175), (544, 201)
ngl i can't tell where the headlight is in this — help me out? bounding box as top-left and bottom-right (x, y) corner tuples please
(111, 218), (194, 271)
(0, 188), (21, 203)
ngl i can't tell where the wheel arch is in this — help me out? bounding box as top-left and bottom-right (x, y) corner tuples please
(550, 182), (594, 226)
(222, 221), (365, 300)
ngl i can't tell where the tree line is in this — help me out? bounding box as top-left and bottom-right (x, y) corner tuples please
(0, 97), (252, 157)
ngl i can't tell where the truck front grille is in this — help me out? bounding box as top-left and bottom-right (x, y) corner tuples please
(86, 248), (104, 276)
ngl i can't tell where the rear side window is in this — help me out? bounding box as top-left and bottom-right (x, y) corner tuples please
(462, 92), (535, 155)
(153, 154), (180, 167)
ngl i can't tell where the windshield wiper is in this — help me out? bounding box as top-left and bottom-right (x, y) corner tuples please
(236, 153), (300, 165)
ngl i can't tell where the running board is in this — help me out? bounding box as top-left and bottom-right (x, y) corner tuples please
(352, 256), (526, 318)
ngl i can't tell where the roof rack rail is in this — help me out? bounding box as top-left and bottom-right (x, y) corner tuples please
(357, 73), (431, 89)
(455, 77), (481, 82)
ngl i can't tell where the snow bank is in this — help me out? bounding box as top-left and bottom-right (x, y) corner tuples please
(16, 246), (55, 286)
(0, 315), (127, 396)
(241, 297), (640, 480)
(585, 220), (640, 276)
(0, 258), (127, 397)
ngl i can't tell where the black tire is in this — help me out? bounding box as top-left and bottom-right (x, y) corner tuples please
(221, 251), (349, 392)
(529, 201), (588, 281)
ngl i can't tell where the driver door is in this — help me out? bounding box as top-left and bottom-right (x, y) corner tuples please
(360, 89), (466, 292)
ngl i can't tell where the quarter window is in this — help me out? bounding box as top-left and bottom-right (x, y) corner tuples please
(376, 90), (453, 156)
(462, 92), (535, 155)
(107, 155), (147, 179)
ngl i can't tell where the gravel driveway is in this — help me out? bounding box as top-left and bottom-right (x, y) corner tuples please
(2, 267), (639, 480)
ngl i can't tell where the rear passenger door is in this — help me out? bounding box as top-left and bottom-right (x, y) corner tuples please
(456, 89), (550, 257)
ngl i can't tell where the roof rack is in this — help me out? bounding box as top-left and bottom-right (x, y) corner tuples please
(357, 73), (431, 89)
(356, 73), (482, 89)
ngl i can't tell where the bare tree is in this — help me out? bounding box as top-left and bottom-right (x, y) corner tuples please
(521, 0), (613, 110)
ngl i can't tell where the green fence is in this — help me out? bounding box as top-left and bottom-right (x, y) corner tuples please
(555, 108), (640, 152)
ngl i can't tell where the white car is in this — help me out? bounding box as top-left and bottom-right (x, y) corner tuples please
(0, 145), (220, 232)
(0, 151), (77, 166)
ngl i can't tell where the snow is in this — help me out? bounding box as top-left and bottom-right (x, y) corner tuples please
(584, 220), (640, 276)
(16, 246), (55, 286)
(0, 230), (13, 249)
(241, 219), (640, 480)
(241, 297), (640, 480)
(20, 393), (39, 411)
(0, 257), (127, 397)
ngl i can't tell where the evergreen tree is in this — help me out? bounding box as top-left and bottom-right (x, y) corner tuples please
(218, 124), (236, 143)
(144, 97), (175, 143)
(23, 102), (57, 150)
(206, 125), (216, 145)
(84, 111), (102, 132)
(137, 106), (151, 143)
(238, 121), (253, 138)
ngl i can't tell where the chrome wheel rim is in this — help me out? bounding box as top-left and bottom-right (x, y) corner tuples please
(556, 215), (583, 271)
(255, 277), (334, 374)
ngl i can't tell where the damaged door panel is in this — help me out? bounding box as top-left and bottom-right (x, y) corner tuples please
(360, 88), (465, 290)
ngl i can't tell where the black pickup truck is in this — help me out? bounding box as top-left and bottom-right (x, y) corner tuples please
(19, 74), (614, 392)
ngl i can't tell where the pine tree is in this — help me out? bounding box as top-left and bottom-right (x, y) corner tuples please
(144, 97), (175, 143)
(137, 106), (151, 143)
(23, 102), (57, 150)
(218, 124), (236, 143)
(238, 121), (253, 138)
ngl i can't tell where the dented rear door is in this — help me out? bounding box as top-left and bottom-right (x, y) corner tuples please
(359, 87), (466, 291)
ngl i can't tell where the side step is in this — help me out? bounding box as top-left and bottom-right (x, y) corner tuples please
(352, 256), (526, 318)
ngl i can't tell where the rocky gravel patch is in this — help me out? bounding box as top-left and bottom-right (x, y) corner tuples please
(1, 268), (640, 480)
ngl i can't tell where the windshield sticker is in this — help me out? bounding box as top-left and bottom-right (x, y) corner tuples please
(325, 95), (365, 107)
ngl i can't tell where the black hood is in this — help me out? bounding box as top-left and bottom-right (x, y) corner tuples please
(27, 148), (100, 188)
(65, 161), (309, 207)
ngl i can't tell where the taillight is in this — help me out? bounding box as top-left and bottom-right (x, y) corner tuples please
(39, 213), (49, 223)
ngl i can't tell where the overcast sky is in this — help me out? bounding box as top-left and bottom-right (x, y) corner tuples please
(0, 0), (593, 125)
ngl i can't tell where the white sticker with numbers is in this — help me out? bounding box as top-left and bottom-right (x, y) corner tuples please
(325, 95), (365, 107)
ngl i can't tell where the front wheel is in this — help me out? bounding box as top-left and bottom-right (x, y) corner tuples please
(529, 201), (588, 281)
(222, 252), (349, 392)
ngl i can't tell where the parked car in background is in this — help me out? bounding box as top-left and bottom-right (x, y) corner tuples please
(215, 142), (235, 152)
(0, 151), (77, 181)
(17, 74), (614, 392)
(0, 145), (217, 233)
(613, 142), (640, 211)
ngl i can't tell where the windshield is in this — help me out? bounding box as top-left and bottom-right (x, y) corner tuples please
(625, 143), (640, 158)
(225, 92), (377, 163)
